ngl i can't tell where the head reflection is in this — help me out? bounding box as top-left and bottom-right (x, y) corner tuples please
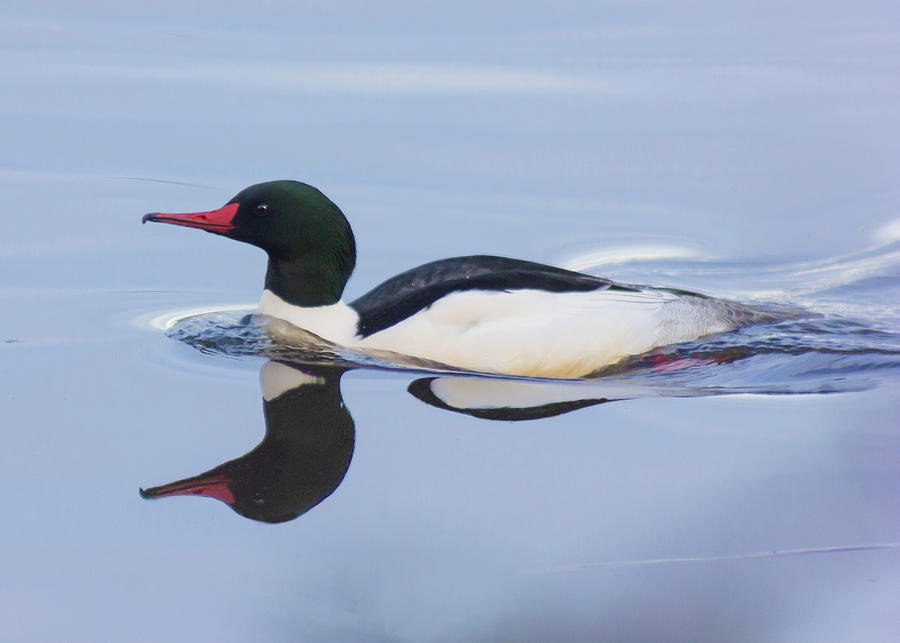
(141, 361), (353, 524)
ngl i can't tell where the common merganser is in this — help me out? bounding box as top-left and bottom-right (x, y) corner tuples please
(143, 180), (772, 378)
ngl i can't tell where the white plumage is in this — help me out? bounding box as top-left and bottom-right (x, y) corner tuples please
(258, 287), (741, 378)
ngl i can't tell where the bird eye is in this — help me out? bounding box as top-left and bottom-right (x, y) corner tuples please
(252, 493), (265, 504)
(255, 203), (270, 216)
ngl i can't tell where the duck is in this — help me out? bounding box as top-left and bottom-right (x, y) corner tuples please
(143, 180), (774, 378)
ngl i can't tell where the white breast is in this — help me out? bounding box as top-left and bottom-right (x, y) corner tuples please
(257, 290), (359, 344)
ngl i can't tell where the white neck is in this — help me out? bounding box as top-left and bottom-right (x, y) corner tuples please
(257, 289), (359, 344)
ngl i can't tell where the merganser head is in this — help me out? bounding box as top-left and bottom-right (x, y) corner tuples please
(143, 180), (356, 306)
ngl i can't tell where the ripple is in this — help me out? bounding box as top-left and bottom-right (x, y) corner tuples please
(132, 303), (255, 331)
(166, 310), (465, 374)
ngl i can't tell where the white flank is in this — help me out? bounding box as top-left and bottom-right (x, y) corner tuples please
(259, 360), (325, 401)
(356, 288), (725, 378)
(258, 287), (737, 378)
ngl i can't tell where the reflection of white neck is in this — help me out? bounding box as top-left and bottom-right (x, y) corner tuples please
(259, 361), (325, 401)
(257, 289), (359, 343)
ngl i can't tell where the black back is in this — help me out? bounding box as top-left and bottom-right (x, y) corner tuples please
(350, 255), (638, 337)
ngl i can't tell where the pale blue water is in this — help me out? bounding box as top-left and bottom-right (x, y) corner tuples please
(2, 3), (900, 641)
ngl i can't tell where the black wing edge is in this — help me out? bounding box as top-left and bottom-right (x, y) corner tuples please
(349, 255), (639, 337)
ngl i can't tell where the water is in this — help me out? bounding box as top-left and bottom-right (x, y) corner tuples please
(3, 2), (900, 641)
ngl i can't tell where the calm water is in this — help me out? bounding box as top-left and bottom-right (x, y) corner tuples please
(3, 3), (900, 641)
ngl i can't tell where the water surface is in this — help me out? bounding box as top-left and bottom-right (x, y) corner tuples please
(2, 2), (900, 641)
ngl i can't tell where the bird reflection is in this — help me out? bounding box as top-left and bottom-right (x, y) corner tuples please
(141, 361), (658, 524)
(141, 361), (353, 523)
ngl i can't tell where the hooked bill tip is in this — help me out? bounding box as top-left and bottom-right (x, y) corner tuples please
(141, 213), (159, 224)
